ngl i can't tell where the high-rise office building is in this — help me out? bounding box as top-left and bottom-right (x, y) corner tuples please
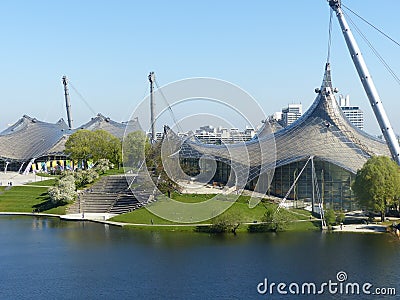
(339, 95), (364, 130)
(281, 103), (302, 127)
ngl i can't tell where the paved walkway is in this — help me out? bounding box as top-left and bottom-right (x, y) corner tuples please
(0, 212), (213, 227)
(60, 213), (215, 227)
(61, 213), (118, 222)
(332, 223), (387, 233)
(0, 171), (53, 186)
(0, 212), (60, 218)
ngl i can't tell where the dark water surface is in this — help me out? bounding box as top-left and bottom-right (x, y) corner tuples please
(0, 216), (399, 299)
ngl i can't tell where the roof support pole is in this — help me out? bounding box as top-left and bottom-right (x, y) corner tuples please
(23, 158), (35, 175)
(329, 0), (400, 165)
(311, 157), (315, 214)
(148, 72), (156, 142)
(62, 76), (73, 129)
(277, 156), (313, 212)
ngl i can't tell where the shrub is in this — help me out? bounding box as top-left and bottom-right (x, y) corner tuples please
(324, 209), (346, 227)
(93, 158), (113, 174)
(195, 213), (241, 234)
(74, 169), (99, 188)
(48, 175), (77, 204)
(247, 223), (270, 233)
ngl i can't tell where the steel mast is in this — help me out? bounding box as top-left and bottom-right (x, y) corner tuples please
(62, 76), (73, 129)
(148, 72), (156, 142)
(328, 0), (400, 165)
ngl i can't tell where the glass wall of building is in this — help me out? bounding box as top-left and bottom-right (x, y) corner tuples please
(267, 159), (356, 211)
(180, 158), (200, 177)
(180, 157), (356, 211)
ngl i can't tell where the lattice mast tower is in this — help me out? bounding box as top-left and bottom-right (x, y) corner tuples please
(328, 0), (400, 165)
(62, 76), (73, 129)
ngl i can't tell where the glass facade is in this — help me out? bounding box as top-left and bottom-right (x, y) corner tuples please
(267, 159), (355, 211)
(180, 157), (356, 211)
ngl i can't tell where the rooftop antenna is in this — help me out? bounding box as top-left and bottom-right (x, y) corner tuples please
(328, 0), (400, 165)
(148, 71), (156, 142)
(62, 76), (73, 129)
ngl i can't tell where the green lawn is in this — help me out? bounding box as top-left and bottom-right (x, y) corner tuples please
(0, 185), (67, 214)
(0, 170), (123, 215)
(110, 194), (320, 232)
(111, 205), (184, 225)
(111, 194), (261, 225)
(104, 167), (125, 175)
(35, 172), (60, 178)
(286, 219), (321, 231)
(0, 175), (321, 233)
(25, 178), (57, 187)
(172, 193), (216, 203)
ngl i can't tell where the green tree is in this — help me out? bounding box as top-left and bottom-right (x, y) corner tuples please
(65, 129), (122, 168)
(324, 208), (336, 227)
(352, 156), (400, 222)
(65, 130), (93, 168)
(197, 212), (242, 234)
(262, 206), (289, 232)
(91, 130), (122, 167)
(145, 141), (181, 198)
(122, 131), (150, 170)
(107, 136), (122, 167)
(336, 211), (346, 224)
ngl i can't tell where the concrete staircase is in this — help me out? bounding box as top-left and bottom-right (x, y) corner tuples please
(67, 175), (149, 215)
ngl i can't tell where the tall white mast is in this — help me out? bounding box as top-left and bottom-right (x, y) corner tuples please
(328, 0), (400, 165)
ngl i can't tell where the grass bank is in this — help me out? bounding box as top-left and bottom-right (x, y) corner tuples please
(110, 194), (320, 232)
(0, 179), (67, 214)
(25, 178), (57, 186)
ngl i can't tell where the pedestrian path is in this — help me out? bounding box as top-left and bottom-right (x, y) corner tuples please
(0, 172), (53, 186)
(332, 223), (387, 233)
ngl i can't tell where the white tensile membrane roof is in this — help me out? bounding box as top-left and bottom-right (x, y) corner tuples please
(175, 63), (390, 176)
(0, 113), (142, 163)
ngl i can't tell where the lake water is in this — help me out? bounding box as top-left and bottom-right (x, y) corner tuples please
(0, 216), (399, 299)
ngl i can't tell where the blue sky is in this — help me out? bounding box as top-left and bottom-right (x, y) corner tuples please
(1, 0), (400, 135)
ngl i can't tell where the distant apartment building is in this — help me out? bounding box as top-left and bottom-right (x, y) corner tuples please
(193, 125), (255, 144)
(271, 103), (302, 128)
(339, 95), (364, 130)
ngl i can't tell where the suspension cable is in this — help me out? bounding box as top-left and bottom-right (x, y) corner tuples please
(342, 10), (400, 87)
(342, 4), (400, 48)
(68, 82), (97, 116)
(154, 79), (183, 133)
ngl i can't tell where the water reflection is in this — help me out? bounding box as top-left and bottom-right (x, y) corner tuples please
(0, 215), (399, 299)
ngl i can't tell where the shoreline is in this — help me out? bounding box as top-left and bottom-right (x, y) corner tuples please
(0, 173), (394, 234)
(0, 212), (391, 234)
